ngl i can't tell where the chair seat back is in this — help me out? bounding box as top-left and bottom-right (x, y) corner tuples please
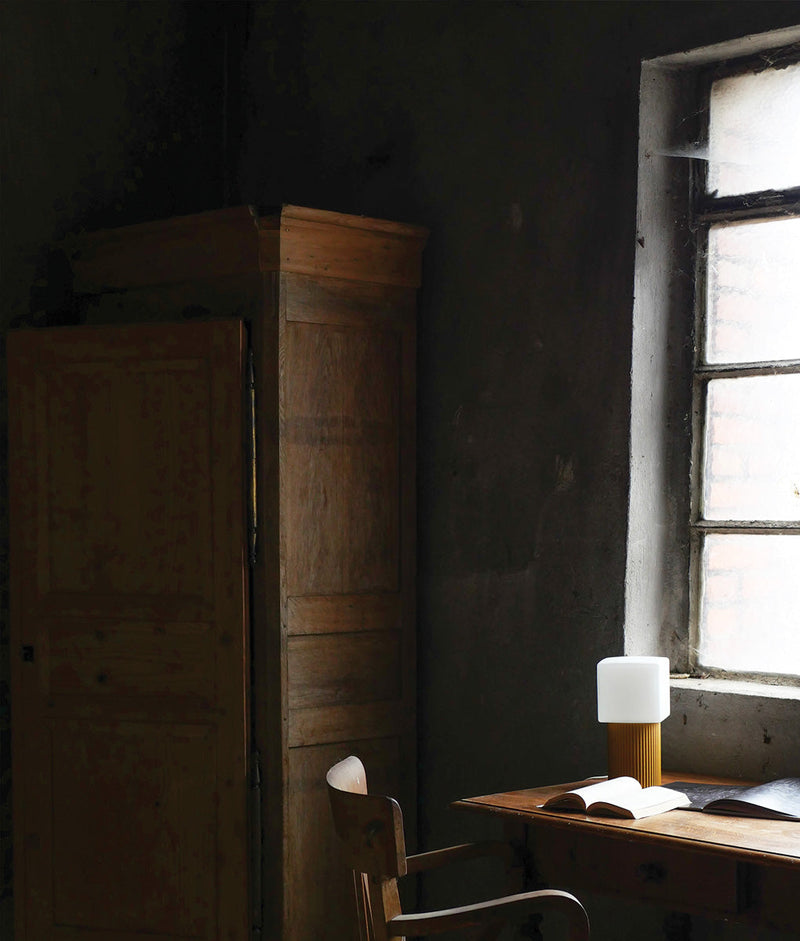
(327, 756), (406, 941)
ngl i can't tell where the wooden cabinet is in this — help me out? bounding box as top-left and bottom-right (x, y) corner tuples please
(11, 205), (426, 940)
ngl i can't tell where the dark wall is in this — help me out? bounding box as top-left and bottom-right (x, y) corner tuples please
(0, 1), (245, 323)
(3, 2), (800, 939)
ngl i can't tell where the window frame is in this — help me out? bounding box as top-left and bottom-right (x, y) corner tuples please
(687, 53), (800, 684)
(625, 24), (800, 677)
(628, 24), (800, 779)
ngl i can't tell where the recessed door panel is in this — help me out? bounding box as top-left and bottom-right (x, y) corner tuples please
(284, 322), (400, 596)
(50, 720), (215, 937)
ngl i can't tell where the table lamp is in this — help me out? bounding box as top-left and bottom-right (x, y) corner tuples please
(596, 656), (670, 787)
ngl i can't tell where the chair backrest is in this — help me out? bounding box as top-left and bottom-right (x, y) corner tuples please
(326, 756), (406, 941)
(327, 756), (408, 877)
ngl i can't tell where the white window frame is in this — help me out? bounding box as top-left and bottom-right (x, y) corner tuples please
(626, 25), (800, 777)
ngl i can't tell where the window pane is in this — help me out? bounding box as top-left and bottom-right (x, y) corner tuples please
(706, 218), (800, 364)
(699, 534), (800, 676)
(708, 60), (800, 196)
(703, 375), (800, 521)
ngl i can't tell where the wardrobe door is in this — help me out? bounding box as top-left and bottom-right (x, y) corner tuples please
(8, 321), (249, 941)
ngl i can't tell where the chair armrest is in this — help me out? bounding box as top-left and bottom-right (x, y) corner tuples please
(387, 888), (589, 940)
(405, 840), (514, 875)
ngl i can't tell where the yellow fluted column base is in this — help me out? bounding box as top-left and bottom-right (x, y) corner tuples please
(607, 722), (661, 787)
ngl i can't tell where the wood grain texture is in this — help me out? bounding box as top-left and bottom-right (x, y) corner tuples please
(287, 593), (402, 635)
(46, 619), (214, 701)
(455, 773), (800, 866)
(283, 275), (415, 328)
(258, 205), (427, 287)
(33, 353), (214, 617)
(530, 823), (740, 914)
(8, 321), (249, 941)
(283, 319), (400, 596)
(454, 772), (800, 930)
(287, 632), (402, 710)
(288, 700), (408, 749)
(275, 216), (421, 940)
(68, 205), (260, 291)
(69, 204), (428, 292)
(50, 720), (216, 935)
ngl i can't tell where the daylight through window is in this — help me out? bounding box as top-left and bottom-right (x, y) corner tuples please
(692, 58), (800, 677)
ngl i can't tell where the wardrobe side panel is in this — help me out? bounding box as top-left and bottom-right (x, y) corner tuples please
(280, 273), (417, 941)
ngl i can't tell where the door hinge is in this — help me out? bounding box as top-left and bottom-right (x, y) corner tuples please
(250, 749), (263, 940)
(247, 345), (258, 568)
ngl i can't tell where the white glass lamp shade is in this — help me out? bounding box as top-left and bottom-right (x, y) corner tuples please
(596, 656), (670, 724)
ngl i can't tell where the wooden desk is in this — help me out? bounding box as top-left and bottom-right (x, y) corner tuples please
(453, 773), (800, 932)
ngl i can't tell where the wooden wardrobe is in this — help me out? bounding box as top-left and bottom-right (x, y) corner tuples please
(8, 205), (426, 940)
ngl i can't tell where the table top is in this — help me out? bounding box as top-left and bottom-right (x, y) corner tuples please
(453, 772), (800, 870)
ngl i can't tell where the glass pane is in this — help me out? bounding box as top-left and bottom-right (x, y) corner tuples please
(706, 218), (800, 364)
(708, 60), (800, 196)
(699, 534), (800, 675)
(703, 375), (800, 521)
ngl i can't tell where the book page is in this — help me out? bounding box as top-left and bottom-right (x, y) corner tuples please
(599, 786), (687, 811)
(562, 776), (641, 806)
(589, 786), (691, 819)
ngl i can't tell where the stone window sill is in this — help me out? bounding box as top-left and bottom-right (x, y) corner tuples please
(663, 677), (800, 781)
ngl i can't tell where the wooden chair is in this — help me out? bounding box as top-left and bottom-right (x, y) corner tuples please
(326, 756), (590, 941)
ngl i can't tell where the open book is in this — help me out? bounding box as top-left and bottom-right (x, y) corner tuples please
(664, 778), (800, 820)
(541, 776), (691, 820)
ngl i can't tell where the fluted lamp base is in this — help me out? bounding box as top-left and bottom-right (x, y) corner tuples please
(607, 722), (661, 787)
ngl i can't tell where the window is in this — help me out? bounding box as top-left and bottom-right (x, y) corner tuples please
(692, 58), (800, 680)
(626, 25), (800, 688)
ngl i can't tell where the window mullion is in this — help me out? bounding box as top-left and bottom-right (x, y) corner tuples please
(688, 196), (709, 673)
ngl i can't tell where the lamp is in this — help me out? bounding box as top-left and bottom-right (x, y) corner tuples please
(596, 656), (670, 787)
